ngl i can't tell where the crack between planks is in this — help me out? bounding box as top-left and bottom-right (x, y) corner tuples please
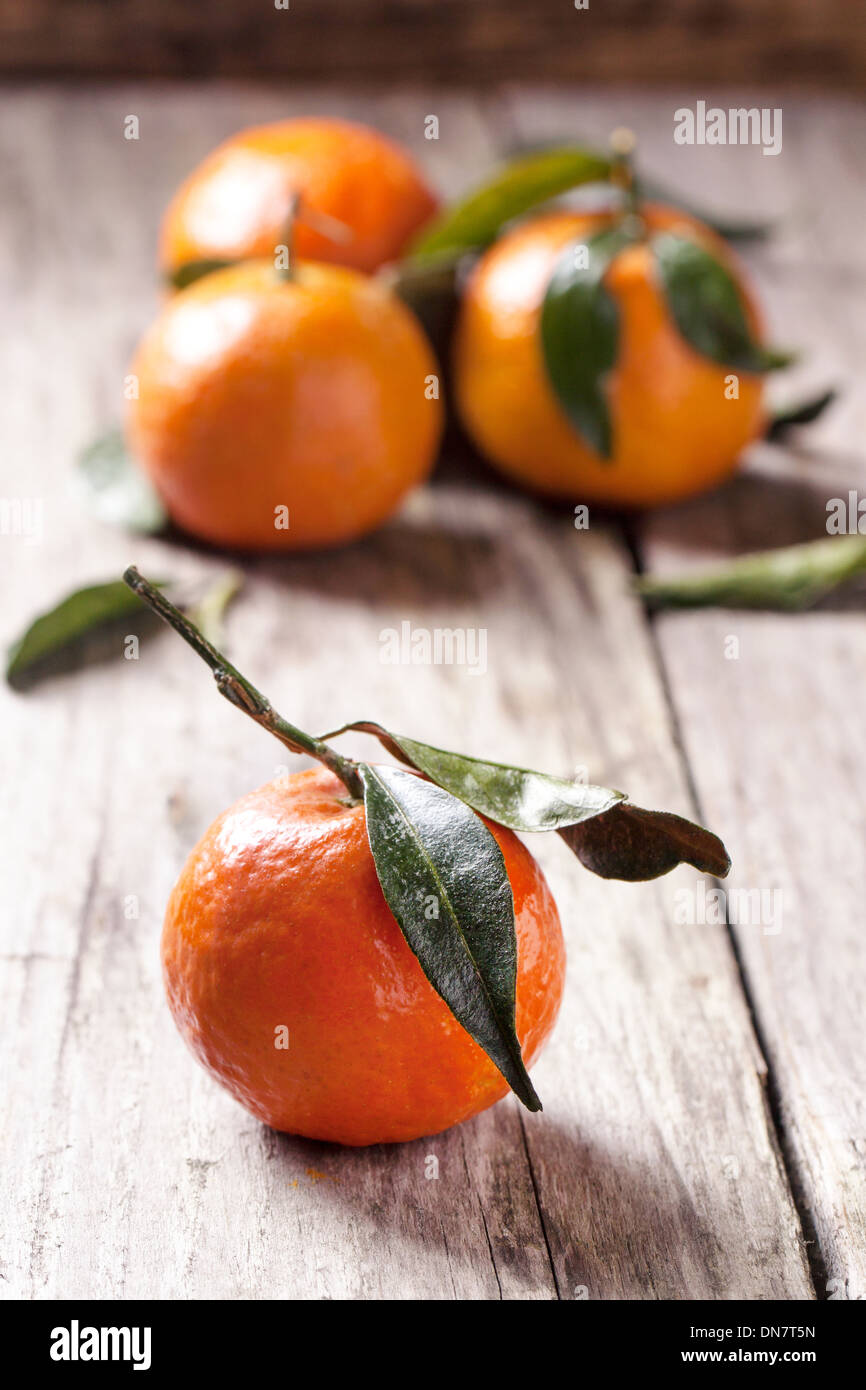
(622, 518), (823, 1299)
(517, 1111), (562, 1300)
(457, 1131), (503, 1299)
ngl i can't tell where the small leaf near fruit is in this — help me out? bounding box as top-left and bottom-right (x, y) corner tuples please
(76, 430), (167, 535)
(560, 804), (731, 881)
(652, 232), (793, 373)
(540, 226), (636, 459)
(319, 720), (624, 831)
(411, 146), (612, 261)
(359, 762), (540, 1111)
(166, 258), (237, 291)
(6, 579), (161, 689)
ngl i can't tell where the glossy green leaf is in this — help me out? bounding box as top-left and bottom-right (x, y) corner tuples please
(492, 143), (771, 241)
(319, 721), (624, 830)
(411, 146), (612, 261)
(540, 227), (634, 458)
(766, 388), (837, 440)
(76, 430), (167, 534)
(6, 580), (160, 688)
(326, 721), (729, 884)
(637, 535), (866, 611)
(166, 258), (237, 291)
(652, 232), (793, 373)
(561, 804), (731, 881)
(359, 763), (540, 1111)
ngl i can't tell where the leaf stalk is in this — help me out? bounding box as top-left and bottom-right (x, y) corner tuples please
(122, 567), (364, 800)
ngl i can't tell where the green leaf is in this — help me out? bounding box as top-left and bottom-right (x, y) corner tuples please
(359, 763), (540, 1111)
(411, 146), (612, 261)
(325, 721), (729, 885)
(166, 258), (237, 291)
(560, 803), (730, 881)
(76, 430), (167, 534)
(319, 721), (624, 830)
(637, 535), (866, 612)
(652, 232), (793, 373)
(6, 580), (161, 688)
(766, 388), (837, 440)
(540, 226), (634, 458)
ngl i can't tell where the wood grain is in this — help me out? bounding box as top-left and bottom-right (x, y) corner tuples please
(0, 83), (850, 1300)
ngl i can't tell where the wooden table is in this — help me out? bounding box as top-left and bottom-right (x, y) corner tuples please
(2, 84), (864, 1301)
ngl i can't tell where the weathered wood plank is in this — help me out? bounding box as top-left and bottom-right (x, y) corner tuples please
(505, 91), (866, 1299)
(0, 84), (817, 1300)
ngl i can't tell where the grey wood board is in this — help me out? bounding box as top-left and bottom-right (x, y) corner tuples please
(0, 84), (830, 1299)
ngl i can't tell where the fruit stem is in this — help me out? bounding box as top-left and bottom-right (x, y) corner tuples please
(123, 567), (365, 801)
(274, 192), (302, 284)
(609, 126), (642, 226)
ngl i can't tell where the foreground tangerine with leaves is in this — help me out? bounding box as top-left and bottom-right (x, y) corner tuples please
(125, 568), (730, 1145)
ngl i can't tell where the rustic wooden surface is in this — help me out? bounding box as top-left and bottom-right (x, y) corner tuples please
(1, 84), (863, 1300)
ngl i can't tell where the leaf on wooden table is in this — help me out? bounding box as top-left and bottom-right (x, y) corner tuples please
(76, 430), (167, 534)
(6, 580), (163, 689)
(320, 721), (624, 830)
(359, 762), (541, 1110)
(561, 803), (731, 881)
(652, 232), (794, 373)
(637, 535), (866, 611)
(766, 389), (837, 440)
(411, 146), (612, 260)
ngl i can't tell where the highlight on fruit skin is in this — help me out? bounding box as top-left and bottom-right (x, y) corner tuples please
(453, 203), (771, 509)
(125, 258), (443, 551)
(160, 116), (440, 282)
(123, 569), (731, 1148)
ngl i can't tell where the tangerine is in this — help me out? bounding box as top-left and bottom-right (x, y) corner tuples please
(160, 117), (438, 279)
(126, 258), (442, 550)
(454, 205), (766, 508)
(161, 766), (565, 1146)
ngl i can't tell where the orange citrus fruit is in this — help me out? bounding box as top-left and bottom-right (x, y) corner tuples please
(161, 766), (566, 1146)
(160, 117), (438, 279)
(126, 259), (442, 550)
(454, 205), (766, 508)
